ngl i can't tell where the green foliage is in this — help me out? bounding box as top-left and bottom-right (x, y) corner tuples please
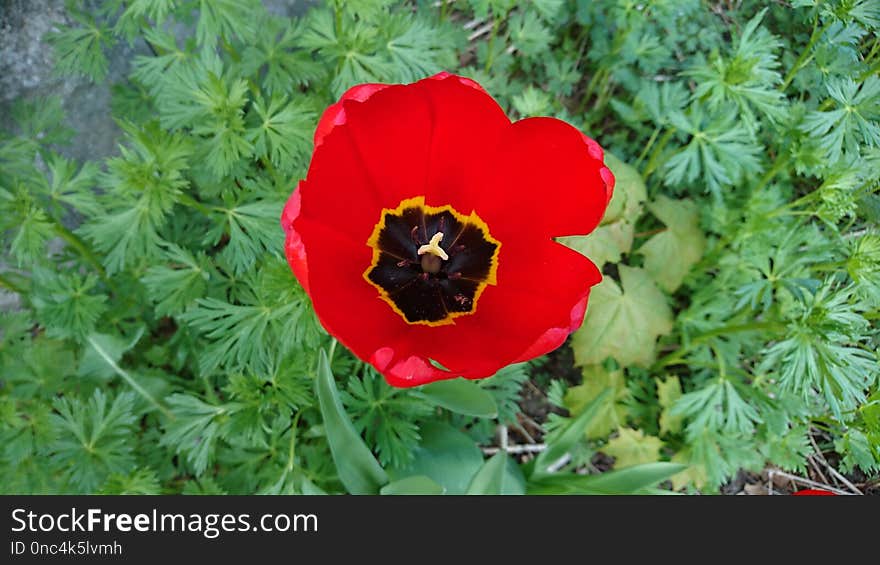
(50, 390), (139, 492)
(1, 0), (877, 495)
(571, 265), (673, 367)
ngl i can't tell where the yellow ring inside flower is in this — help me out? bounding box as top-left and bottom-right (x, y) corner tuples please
(363, 196), (501, 327)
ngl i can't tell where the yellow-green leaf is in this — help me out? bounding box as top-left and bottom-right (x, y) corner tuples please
(571, 265), (673, 367)
(657, 375), (684, 435)
(602, 152), (647, 224)
(670, 449), (707, 491)
(558, 152), (646, 269)
(603, 428), (664, 468)
(559, 221), (634, 270)
(563, 365), (629, 439)
(638, 195), (705, 292)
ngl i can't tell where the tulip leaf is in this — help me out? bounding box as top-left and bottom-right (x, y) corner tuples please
(315, 349), (388, 494)
(571, 265), (673, 367)
(465, 451), (526, 495)
(389, 422), (483, 494)
(532, 388), (612, 477)
(527, 462), (686, 494)
(419, 378), (498, 418)
(380, 475), (445, 495)
(638, 195), (706, 292)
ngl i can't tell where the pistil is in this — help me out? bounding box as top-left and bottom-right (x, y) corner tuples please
(418, 232), (448, 274)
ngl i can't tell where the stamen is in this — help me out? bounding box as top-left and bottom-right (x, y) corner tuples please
(417, 232), (449, 260)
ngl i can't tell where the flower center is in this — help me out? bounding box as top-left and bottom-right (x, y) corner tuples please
(363, 196), (501, 326)
(418, 232), (447, 273)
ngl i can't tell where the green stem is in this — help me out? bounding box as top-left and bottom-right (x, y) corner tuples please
(811, 260), (846, 271)
(653, 320), (785, 370)
(642, 128), (675, 180)
(51, 220), (112, 289)
(260, 156), (282, 186)
(781, 18), (830, 91)
(87, 335), (174, 420)
(177, 193), (219, 216)
(753, 154), (790, 194)
(635, 126), (662, 168)
(592, 72), (615, 113)
(220, 34), (240, 63)
(862, 34), (880, 64)
(286, 410), (303, 472)
(766, 189), (822, 218)
(0, 272), (27, 295)
(858, 59), (880, 83)
(327, 338), (339, 366)
(484, 16), (502, 72)
(578, 67), (608, 114)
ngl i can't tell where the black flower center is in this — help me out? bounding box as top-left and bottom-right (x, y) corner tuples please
(364, 197), (500, 326)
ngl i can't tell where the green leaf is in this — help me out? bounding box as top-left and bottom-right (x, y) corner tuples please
(562, 365), (629, 439)
(214, 198), (284, 275)
(315, 349), (388, 494)
(508, 10), (552, 57)
(196, 0), (259, 47)
(31, 269), (108, 340)
(161, 394), (227, 474)
(141, 244), (210, 317)
(51, 390), (138, 493)
(390, 422), (483, 495)
(533, 388), (612, 477)
(571, 266), (673, 367)
(638, 195), (706, 292)
(246, 95), (314, 172)
(528, 462), (686, 494)
(663, 104), (763, 196)
(419, 378), (498, 418)
(342, 368), (432, 468)
(603, 428), (664, 468)
(380, 475), (446, 495)
(671, 379), (761, 439)
(46, 12), (110, 82)
(383, 16), (453, 83)
(801, 76), (880, 162)
(466, 452), (525, 495)
(559, 152), (646, 269)
(657, 376), (684, 435)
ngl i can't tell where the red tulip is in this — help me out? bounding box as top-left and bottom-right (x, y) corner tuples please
(792, 489), (837, 495)
(282, 73), (614, 387)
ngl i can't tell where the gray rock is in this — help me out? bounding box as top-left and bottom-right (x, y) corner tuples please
(1, 0), (319, 163)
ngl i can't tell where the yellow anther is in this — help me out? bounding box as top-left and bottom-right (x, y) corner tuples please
(417, 232), (449, 260)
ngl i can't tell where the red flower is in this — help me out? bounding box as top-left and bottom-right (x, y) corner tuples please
(281, 72), (614, 387)
(792, 489), (837, 495)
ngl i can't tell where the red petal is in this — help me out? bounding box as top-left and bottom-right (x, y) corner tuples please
(512, 293), (590, 363)
(428, 71), (488, 93)
(581, 133), (616, 205)
(313, 83), (388, 148)
(475, 117), (611, 240)
(792, 489), (837, 496)
(414, 74), (510, 213)
(338, 83), (435, 209)
(295, 216), (404, 361)
(281, 183), (309, 294)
